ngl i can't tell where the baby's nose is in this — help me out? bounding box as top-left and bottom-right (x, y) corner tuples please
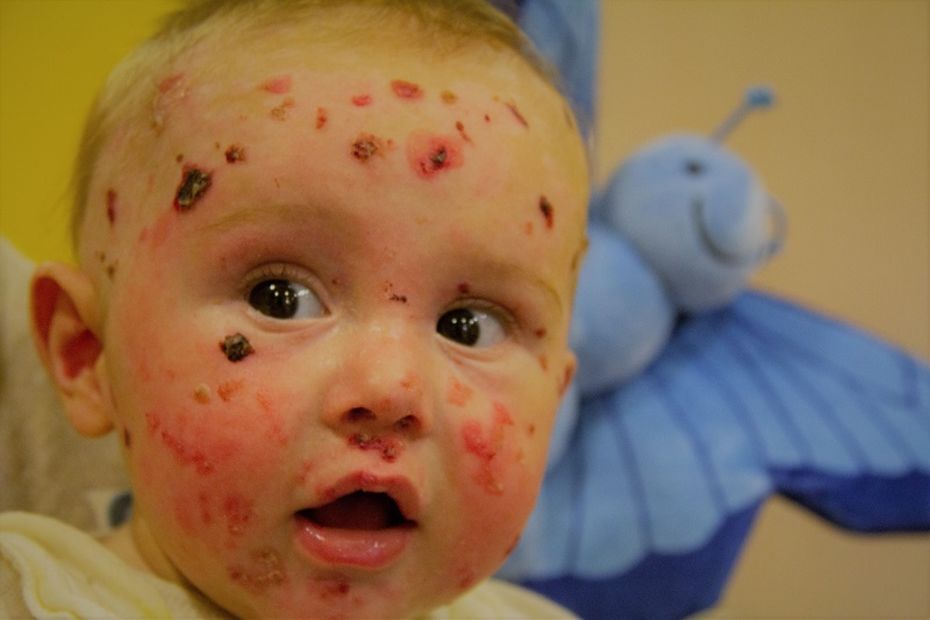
(338, 403), (425, 436)
(319, 324), (435, 439)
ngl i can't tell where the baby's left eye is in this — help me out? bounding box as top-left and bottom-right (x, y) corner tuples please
(248, 279), (324, 320)
(436, 307), (506, 348)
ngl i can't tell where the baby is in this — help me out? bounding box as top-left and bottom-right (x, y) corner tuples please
(0, 0), (589, 617)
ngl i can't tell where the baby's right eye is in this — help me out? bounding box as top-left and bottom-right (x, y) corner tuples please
(248, 279), (324, 320)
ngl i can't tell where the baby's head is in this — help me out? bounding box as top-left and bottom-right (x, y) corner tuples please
(31, 0), (588, 617)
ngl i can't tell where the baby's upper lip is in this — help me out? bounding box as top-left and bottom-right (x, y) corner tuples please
(305, 470), (422, 523)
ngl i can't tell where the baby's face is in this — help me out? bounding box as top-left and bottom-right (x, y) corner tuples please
(86, 34), (587, 619)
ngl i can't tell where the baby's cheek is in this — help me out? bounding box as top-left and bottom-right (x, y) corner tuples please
(124, 359), (294, 548)
(443, 401), (543, 589)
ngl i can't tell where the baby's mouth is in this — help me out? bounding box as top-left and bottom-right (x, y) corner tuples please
(293, 486), (419, 569)
(298, 491), (414, 530)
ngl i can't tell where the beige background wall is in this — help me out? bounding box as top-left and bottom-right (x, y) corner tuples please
(597, 2), (929, 618)
(1, 0), (928, 617)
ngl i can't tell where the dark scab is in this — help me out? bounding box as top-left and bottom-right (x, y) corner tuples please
(220, 333), (254, 362)
(174, 166), (212, 212)
(429, 147), (447, 168)
(539, 195), (554, 229)
(352, 133), (382, 161)
(225, 144), (246, 163)
(389, 293), (408, 304)
(123, 428), (132, 449)
(457, 282), (471, 295)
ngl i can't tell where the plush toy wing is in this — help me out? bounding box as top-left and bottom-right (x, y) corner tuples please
(500, 292), (930, 619)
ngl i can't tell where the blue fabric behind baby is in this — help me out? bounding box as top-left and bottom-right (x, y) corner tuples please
(506, 2), (930, 618)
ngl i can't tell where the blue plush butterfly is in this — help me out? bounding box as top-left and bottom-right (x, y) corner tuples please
(499, 2), (930, 618)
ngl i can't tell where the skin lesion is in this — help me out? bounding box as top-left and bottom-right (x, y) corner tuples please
(174, 166), (213, 212)
(406, 133), (463, 179)
(220, 333), (254, 362)
(351, 133), (386, 162)
(538, 196), (554, 230)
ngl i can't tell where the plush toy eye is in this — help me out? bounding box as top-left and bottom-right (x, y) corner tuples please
(684, 159), (705, 175)
(248, 279), (323, 319)
(436, 307), (506, 347)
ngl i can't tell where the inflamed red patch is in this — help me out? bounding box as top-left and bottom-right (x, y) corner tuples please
(391, 79), (423, 100)
(351, 94), (372, 107)
(406, 133), (463, 179)
(261, 75), (292, 94)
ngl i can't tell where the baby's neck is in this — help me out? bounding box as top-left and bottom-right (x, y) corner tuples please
(100, 517), (182, 582)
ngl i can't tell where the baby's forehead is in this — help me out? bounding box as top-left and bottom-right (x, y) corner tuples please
(82, 23), (588, 283)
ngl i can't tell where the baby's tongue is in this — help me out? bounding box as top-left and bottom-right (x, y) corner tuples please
(310, 492), (397, 530)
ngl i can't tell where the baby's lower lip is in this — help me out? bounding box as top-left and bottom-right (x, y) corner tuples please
(293, 513), (415, 569)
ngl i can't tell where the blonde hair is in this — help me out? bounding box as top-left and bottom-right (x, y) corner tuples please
(71, 0), (557, 249)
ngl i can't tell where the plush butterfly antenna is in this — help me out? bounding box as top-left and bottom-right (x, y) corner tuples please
(711, 85), (775, 143)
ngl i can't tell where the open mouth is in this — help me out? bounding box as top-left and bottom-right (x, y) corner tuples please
(292, 475), (420, 569)
(297, 491), (415, 531)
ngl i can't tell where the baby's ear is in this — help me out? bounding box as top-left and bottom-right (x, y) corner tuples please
(30, 262), (113, 437)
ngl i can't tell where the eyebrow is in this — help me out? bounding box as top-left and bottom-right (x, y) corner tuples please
(470, 259), (565, 318)
(194, 203), (565, 315)
(194, 203), (347, 237)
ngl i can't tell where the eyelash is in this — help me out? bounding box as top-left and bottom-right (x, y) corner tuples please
(444, 297), (518, 332)
(238, 264), (526, 337)
(240, 263), (324, 301)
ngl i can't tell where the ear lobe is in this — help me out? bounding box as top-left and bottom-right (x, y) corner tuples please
(31, 262), (113, 437)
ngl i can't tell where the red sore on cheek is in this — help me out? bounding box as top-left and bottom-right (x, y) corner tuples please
(406, 133), (464, 179)
(229, 549), (288, 593)
(224, 494), (254, 537)
(460, 403), (515, 495)
(446, 378), (473, 407)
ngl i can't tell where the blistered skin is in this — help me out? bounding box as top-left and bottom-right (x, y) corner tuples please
(84, 31), (588, 620)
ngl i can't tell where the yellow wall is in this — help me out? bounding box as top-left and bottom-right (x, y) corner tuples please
(0, 0), (180, 262)
(1, 0), (928, 617)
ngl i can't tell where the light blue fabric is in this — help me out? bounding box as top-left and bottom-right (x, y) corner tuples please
(517, 0), (599, 142)
(502, 292), (930, 584)
(498, 2), (930, 618)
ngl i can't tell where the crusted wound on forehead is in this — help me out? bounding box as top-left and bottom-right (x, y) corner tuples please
(70, 0), (561, 254)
